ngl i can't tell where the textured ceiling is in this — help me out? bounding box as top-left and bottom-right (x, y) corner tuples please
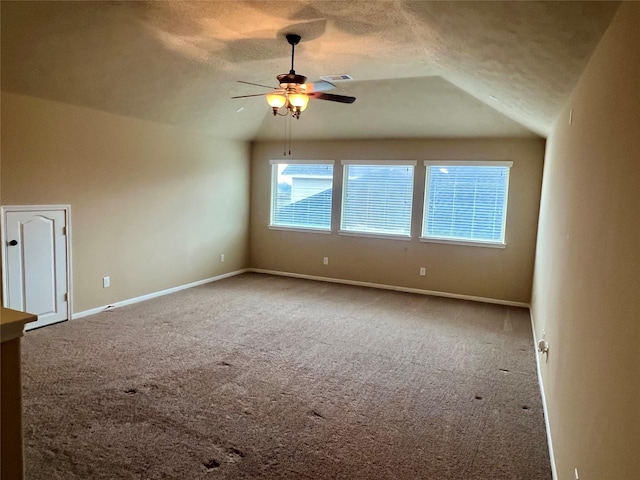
(1, 1), (619, 140)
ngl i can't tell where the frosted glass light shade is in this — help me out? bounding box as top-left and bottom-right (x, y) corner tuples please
(288, 93), (309, 111)
(266, 93), (287, 108)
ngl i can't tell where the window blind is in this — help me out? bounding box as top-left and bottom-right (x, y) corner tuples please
(422, 162), (511, 244)
(341, 162), (415, 237)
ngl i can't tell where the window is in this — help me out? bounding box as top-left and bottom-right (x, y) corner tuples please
(340, 161), (416, 238)
(422, 161), (512, 246)
(270, 160), (334, 231)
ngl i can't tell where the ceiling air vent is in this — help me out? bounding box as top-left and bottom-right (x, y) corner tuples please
(320, 74), (354, 82)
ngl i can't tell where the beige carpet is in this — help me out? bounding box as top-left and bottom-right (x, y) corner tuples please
(22, 273), (551, 479)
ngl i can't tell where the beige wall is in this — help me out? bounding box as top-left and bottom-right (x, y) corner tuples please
(1, 92), (250, 313)
(251, 138), (544, 304)
(531, 3), (640, 479)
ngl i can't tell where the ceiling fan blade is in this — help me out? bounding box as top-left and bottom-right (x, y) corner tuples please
(237, 80), (277, 90)
(308, 92), (356, 104)
(305, 80), (335, 93)
(231, 93), (270, 99)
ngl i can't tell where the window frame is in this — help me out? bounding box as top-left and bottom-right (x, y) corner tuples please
(339, 160), (417, 241)
(269, 159), (335, 233)
(420, 160), (512, 248)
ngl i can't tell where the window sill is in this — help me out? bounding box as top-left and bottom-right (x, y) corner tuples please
(338, 230), (412, 241)
(269, 225), (332, 234)
(419, 237), (506, 249)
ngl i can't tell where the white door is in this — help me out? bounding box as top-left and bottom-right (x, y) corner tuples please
(3, 209), (69, 330)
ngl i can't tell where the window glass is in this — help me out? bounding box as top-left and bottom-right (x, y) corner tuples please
(422, 162), (511, 245)
(270, 161), (333, 231)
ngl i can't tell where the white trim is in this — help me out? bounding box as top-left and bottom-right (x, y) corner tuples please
(341, 159), (417, 166)
(249, 269), (529, 308)
(1, 204), (71, 211)
(268, 226), (332, 234)
(419, 237), (506, 249)
(338, 230), (412, 241)
(423, 160), (513, 167)
(269, 159), (335, 165)
(1, 204), (73, 323)
(73, 269), (249, 320)
(529, 309), (558, 480)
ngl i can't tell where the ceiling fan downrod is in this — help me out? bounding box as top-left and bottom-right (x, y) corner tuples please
(277, 34), (307, 87)
(286, 34), (301, 75)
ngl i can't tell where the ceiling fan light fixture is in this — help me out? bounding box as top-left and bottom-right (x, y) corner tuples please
(233, 33), (355, 127)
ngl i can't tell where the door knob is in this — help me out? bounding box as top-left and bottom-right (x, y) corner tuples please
(8, 239), (18, 246)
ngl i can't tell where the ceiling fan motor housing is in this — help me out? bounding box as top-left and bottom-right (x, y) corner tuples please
(277, 73), (307, 85)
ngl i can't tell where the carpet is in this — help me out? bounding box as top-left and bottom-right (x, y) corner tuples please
(21, 273), (551, 479)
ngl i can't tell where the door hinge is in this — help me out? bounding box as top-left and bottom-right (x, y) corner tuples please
(64, 293), (68, 302)
(62, 226), (67, 235)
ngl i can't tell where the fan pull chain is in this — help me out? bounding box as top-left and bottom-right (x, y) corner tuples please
(283, 117), (287, 155)
(288, 115), (292, 156)
(283, 115), (289, 156)
(283, 114), (293, 156)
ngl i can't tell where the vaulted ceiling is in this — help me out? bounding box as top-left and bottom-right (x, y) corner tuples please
(1, 1), (619, 140)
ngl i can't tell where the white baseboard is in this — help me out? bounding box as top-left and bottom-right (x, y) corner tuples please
(529, 310), (558, 480)
(249, 268), (530, 308)
(72, 269), (249, 320)
(74, 267), (528, 319)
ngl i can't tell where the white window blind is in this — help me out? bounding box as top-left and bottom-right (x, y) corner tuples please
(270, 160), (334, 231)
(341, 161), (415, 237)
(422, 161), (511, 245)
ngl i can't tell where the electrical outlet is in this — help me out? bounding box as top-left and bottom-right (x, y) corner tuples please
(323, 257), (329, 265)
(103, 276), (110, 288)
(419, 267), (426, 276)
(220, 254), (225, 263)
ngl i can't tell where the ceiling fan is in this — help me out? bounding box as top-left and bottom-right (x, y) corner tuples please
(232, 34), (356, 119)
